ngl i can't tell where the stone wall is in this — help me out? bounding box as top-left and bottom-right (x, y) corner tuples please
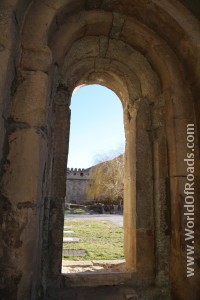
(0, 1), (200, 300)
(65, 168), (91, 204)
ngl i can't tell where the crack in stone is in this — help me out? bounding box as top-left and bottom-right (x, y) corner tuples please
(86, 0), (102, 10)
(40, 0), (57, 11)
(99, 36), (109, 58)
(17, 202), (36, 209)
(35, 126), (47, 139)
(110, 12), (125, 39)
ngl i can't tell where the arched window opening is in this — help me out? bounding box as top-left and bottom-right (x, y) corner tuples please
(62, 84), (125, 274)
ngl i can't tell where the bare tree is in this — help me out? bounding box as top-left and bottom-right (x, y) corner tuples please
(87, 151), (124, 204)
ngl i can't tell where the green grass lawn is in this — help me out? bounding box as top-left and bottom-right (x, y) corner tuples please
(63, 219), (124, 261)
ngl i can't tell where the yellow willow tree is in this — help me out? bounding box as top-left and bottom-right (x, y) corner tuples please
(87, 154), (124, 204)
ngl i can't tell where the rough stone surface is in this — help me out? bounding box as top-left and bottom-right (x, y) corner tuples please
(1, 128), (46, 204)
(21, 46), (52, 72)
(63, 237), (80, 243)
(0, 1), (200, 300)
(11, 71), (49, 127)
(63, 249), (87, 256)
(65, 168), (91, 203)
(63, 230), (75, 234)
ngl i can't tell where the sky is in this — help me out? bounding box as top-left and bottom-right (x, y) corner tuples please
(67, 84), (125, 169)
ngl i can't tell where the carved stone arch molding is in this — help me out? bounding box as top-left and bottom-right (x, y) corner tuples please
(56, 34), (163, 278)
(0, 1), (200, 299)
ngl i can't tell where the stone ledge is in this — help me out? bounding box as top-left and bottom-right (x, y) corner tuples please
(63, 237), (80, 242)
(63, 260), (93, 267)
(46, 285), (139, 300)
(92, 259), (125, 266)
(62, 259), (125, 267)
(62, 271), (133, 287)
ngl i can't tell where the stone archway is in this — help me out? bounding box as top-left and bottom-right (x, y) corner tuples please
(49, 34), (161, 277)
(0, 1), (200, 299)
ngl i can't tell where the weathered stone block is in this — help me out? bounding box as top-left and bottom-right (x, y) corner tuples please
(106, 39), (159, 101)
(1, 206), (41, 300)
(1, 128), (46, 204)
(136, 177), (153, 229)
(0, 47), (16, 119)
(136, 129), (152, 179)
(63, 237), (80, 242)
(51, 13), (86, 65)
(151, 95), (165, 128)
(11, 71), (49, 126)
(51, 229), (63, 246)
(136, 228), (155, 279)
(21, 46), (52, 72)
(86, 0), (102, 10)
(110, 13), (125, 39)
(153, 127), (168, 179)
(22, 1), (55, 49)
(84, 10), (112, 36)
(0, 48), (14, 162)
(0, 7), (16, 49)
(63, 36), (99, 70)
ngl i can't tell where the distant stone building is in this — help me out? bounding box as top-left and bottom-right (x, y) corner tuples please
(66, 155), (124, 205)
(65, 168), (91, 204)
